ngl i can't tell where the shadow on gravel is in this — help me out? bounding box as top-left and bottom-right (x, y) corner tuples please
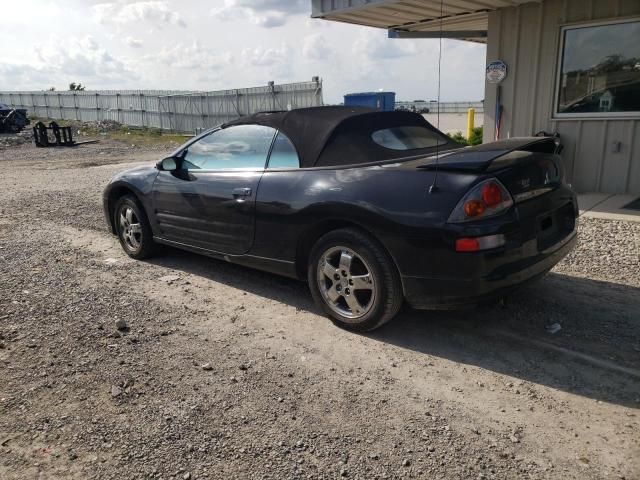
(145, 247), (314, 309)
(371, 273), (640, 408)
(147, 248), (640, 408)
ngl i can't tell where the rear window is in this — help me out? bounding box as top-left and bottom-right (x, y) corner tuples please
(372, 126), (446, 150)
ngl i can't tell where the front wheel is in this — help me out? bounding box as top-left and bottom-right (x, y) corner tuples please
(114, 195), (156, 259)
(308, 228), (403, 332)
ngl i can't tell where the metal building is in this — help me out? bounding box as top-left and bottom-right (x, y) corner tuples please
(312, 0), (640, 194)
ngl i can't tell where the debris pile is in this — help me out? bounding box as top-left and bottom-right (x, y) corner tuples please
(0, 129), (33, 147)
(79, 119), (123, 133)
(0, 135), (25, 147)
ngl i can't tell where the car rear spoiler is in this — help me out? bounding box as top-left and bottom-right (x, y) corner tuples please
(417, 137), (561, 173)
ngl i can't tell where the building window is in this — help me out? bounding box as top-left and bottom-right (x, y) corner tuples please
(556, 18), (640, 117)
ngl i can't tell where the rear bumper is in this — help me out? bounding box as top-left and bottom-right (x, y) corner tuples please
(402, 225), (577, 310)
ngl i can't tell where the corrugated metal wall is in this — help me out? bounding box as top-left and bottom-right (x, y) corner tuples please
(0, 80), (323, 134)
(157, 81), (324, 133)
(0, 90), (185, 128)
(484, 0), (640, 194)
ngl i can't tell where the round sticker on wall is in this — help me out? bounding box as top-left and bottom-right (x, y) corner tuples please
(486, 60), (508, 84)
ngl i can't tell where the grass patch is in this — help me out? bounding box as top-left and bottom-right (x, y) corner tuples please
(95, 128), (190, 147)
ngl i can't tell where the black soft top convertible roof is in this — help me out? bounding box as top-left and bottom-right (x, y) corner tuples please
(222, 106), (459, 168)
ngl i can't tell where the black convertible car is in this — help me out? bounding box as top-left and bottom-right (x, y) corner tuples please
(103, 107), (577, 331)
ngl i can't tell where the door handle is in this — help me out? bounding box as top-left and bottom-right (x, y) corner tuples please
(232, 187), (252, 198)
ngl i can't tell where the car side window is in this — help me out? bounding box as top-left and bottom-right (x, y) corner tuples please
(267, 131), (300, 169)
(182, 125), (276, 170)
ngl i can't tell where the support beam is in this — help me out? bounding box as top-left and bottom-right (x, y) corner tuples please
(388, 29), (487, 39)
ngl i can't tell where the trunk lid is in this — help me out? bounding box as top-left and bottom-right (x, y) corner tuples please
(417, 136), (564, 201)
(494, 151), (563, 202)
(417, 137), (561, 172)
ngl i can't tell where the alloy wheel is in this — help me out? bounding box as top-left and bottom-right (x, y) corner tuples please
(316, 246), (376, 321)
(119, 206), (142, 251)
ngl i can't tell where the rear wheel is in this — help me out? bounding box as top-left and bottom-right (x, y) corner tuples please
(308, 228), (403, 332)
(114, 195), (156, 259)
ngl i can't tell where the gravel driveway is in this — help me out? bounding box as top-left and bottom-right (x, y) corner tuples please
(1, 141), (638, 480)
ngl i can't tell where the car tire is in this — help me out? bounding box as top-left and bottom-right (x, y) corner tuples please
(308, 228), (403, 332)
(114, 194), (156, 260)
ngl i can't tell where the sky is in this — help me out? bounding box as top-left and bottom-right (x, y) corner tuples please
(0, 0), (487, 103)
(562, 21), (640, 72)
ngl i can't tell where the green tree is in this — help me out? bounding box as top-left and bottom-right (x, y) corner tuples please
(68, 82), (86, 91)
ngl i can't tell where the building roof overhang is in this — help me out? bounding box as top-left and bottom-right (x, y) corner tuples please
(311, 0), (541, 43)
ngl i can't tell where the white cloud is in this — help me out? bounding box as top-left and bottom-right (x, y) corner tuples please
(151, 41), (233, 71)
(241, 44), (293, 78)
(0, 1), (486, 101)
(242, 44), (289, 67)
(211, 0), (307, 28)
(0, 63), (44, 88)
(125, 36), (143, 48)
(81, 36), (100, 51)
(232, 0), (307, 11)
(0, 35), (137, 90)
(353, 29), (419, 60)
(93, 1), (186, 28)
(305, 17), (331, 29)
(39, 36), (136, 81)
(303, 34), (330, 61)
(252, 12), (287, 28)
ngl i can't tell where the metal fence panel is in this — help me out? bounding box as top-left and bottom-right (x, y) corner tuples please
(395, 100), (484, 113)
(0, 80), (323, 133)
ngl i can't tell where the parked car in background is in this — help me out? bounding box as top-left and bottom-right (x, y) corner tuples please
(103, 107), (577, 331)
(0, 103), (29, 134)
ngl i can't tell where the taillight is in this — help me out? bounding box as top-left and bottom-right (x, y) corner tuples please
(455, 238), (480, 252)
(455, 234), (506, 252)
(481, 182), (503, 206)
(448, 178), (513, 223)
(463, 200), (485, 217)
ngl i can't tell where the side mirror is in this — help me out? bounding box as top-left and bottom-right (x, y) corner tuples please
(157, 157), (178, 171)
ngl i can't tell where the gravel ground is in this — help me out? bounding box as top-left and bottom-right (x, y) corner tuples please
(0, 141), (639, 480)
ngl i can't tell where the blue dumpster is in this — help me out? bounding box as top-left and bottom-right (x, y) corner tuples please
(344, 92), (396, 111)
